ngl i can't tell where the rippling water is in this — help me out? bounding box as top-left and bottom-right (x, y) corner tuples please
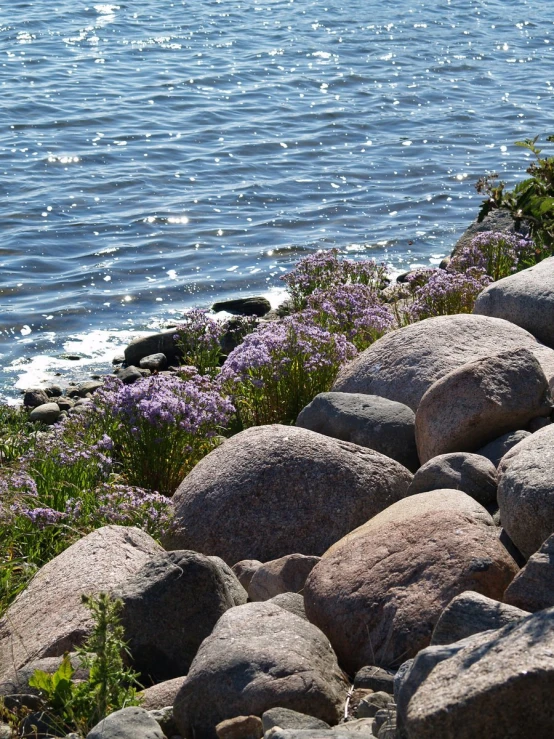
(0, 0), (553, 394)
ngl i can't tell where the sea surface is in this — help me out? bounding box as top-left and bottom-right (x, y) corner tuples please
(0, 0), (553, 396)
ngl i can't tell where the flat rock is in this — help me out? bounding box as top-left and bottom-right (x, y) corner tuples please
(296, 393), (418, 472)
(404, 606), (554, 738)
(431, 591), (529, 645)
(86, 706), (164, 739)
(331, 314), (554, 411)
(304, 490), (519, 673)
(474, 256), (554, 348)
(497, 425), (554, 557)
(0, 526), (162, 681)
(29, 402), (61, 425)
(262, 708), (330, 733)
(415, 347), (551, 464)
(406, 452), (497, 506)
(504, 534), (554, 611)
(140, 676), (187, 711)
(173, 602), (349, 739)
(115, 550), (247, 683)
(477, 430), (531, 467)
(164, 425), (412, 564)
(249, 554), (321, 601)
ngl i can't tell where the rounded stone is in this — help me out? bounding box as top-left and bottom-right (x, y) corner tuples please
(406, 452), (497, 506)
(477, 430), (532, 468)
(29, 402), (61, 425)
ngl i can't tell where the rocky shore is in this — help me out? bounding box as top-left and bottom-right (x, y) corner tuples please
(2, 211), (554, 738)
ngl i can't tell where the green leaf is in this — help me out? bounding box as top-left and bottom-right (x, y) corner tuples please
(29, 668), (54, 693)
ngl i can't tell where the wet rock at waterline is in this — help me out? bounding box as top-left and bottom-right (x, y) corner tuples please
(173, 602), (349, 739)
(332, 314), (554, 411)
(212, 296), (272, 317)
(304, 489), (519, 673)
(406, 452), (497, 506)
(124, 329), (180, 367)
(164, 425), (412, 564)
(415, 348), (551, 464)
(296, 392), (418, 472)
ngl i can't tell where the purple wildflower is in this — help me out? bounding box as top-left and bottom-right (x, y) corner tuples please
(450, 231), (534, 281)
(407, 267), (491, 321)
(173, 308), (225, 375)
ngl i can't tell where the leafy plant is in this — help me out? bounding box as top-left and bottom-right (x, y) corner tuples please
(28, 593), (141, 735)
(0, 404), (39, 465)
(476, 134), (554, 258)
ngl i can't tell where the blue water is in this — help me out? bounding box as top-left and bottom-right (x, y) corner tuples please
(0, 0), (553, 393)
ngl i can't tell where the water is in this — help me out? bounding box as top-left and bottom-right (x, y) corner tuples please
(0, 0), (553, 395)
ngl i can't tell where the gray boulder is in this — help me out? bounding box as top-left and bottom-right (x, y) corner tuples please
(353, 667), (394, 695)
(29, 402), (61, 425)
(406, 452), (497, 506)
(0, 526), (162, 681)
(504, 534), (554, 611)
(431, 591), (529, 645)
(356, 692), (394, 719)
(265, 732), (370, 739)
(173, 602), (349, 739)
(332, 314), (554, 411)
(212, 296), (271, 317)
(415, 348), (551, 463)
(474, 256), (554, 348)
(262, 708), (330, 733)
(165, 425), (412, 564)
(268, 593), (307, 621)
(139, 353), (168, 371)
(116, 550), (247, 682)
(232, 560), (264, 591)
(498, 425), (554, 557)
(23, 389), (50, 408)
(404, 607), (554, 738)
(249, 554), (320, 601)
(86, 706), (164, 739)
(124, 329), (180, 366)
(140, 676), (187, 710)
(296, 393), (418, 472)
(477, 430), (531, 467)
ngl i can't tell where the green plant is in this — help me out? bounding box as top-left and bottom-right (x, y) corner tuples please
(0, 404), (40, 465)
(477, 134), (554, 259)
(28, 593), (141, 736)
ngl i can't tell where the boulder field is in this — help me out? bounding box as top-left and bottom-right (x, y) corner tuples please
(6, 257), (554, 738)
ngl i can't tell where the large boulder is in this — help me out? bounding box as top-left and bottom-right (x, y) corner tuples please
(115, 550), (247, 683)
(406, 453), (497, 506)
(477, 429), (531, 468)
(332, 314), (554, 411)
(296, 393), (418, 472)
(430, 591), (529, 645)
(474, 256), (554, 348)
(165, 425), (413, 564)
(140, 676), (187, 710)
(503, 534), (554, 611)
(497, 425), (554, 557)
(304, 490), (518, 673)
(249, 554), (321, 602)
(415, 348), (551, 464)
(404, 607), (554, 738)
(0, 526), (162, 681)
(87, 706), (164, 739)
(173, 602), (349, 739)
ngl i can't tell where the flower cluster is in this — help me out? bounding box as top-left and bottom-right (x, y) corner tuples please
(219, 314), (357, 426)
(450, 231), (534, 281)
(173, 308), (225, 376)
(407, 267), (492, 321)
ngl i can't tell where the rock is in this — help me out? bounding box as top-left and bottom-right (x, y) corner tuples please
(165, 425), (413, 564)
(376, 719), (395, 739)
(265, 732), (366, 739)
(140, 353), (168, 371)
(86, 706), (164, 739)
(451, 210), (527, 257)
(340, 719), (375, 734)
(404, 606), (554, 738)
(56, 396), (74, 411)
(232, 560), (263, 591)
(118, 366), (145, 384)
(43, 384), (63, 397)
(216, 716), (263, 739)
(262, 708), (330, 733)
(116, 550), (247, 682)
(0, 724), (11, 739)
(267, 593), (307, 621)
(476, 430), (531, 467)
(356, 693), (394, 719)
(140, 677), (187, 710)
(212, 296), (271, 317)
(406, 452), (497, 506)
(331, 314), (554, 411)
(497, 425), (554, 557)
(353, 667), (395, 694)
(124, 330), (180, 367)
(29, 402), (61, 425)
(249, 555), (321, 601)
(208, 556), (249, 606)
(296, 393), (418, 472)
(148, 706), (178, 738)
(74, 380), (103, 397)
(304, 489), (519, 673)
(23, 388), (50, 408)
(504, 534), (554, 611)
(173, 602), (349, 739)
(0, 654), (88, 698)
(0, 526), (162, 680)
(415, 347), (552, 464)
(527, 415), (552, 432)
(431, 591), (529, 645)
(474, 256), (554, 348)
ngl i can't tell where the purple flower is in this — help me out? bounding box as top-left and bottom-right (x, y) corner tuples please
(406, 267), (491, 321)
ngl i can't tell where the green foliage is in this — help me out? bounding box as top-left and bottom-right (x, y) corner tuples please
(477, 134), (554, 258)
(28, 593), (141, 736)
(0, 404), (40, 465)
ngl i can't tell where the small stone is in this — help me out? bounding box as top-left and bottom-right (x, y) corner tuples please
(148, 707), (177, 738)
(23, 389), (49, 408)
(216, 716), (263, 739)
(57, 397), (74, 411)
(29, 402), (60, 425)
(112, 354), (125, 365)
(212, 296), (271, 317)
(231, 560), (263, 591)
(86, 706), (164, 739)
(267, 592), (307, 621)
(139, 353), (168, 371)
(140, 677), (187, 711)
(75, 381), (103, 397)
(354, 667), (395, 694)
(356, 692), (395, 719)
(477, 430), (532, 468)
(118, 366), (144, 384)
(44, 385), (63, 398)
(0, 725), (10, 739)
(262, 708), (330, 734)
(406, 452), (497, 506)
(248, 554), (321, 601)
